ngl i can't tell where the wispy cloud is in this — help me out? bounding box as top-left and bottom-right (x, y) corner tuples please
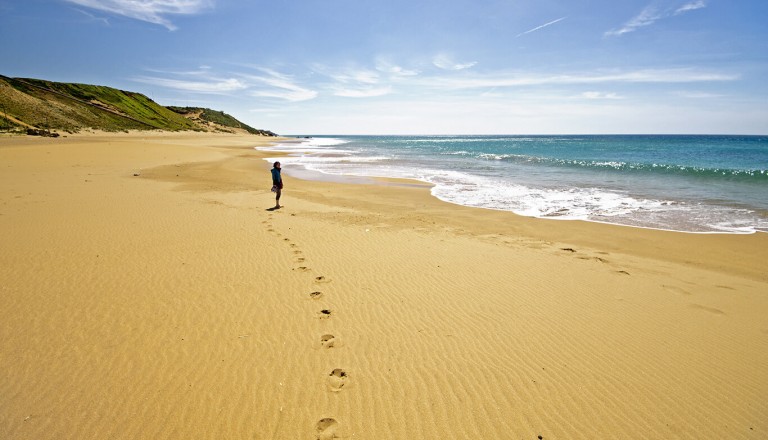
(433, 54), (477, 71)
(74, 8), (110, 25)
(133, 60), (736, 110)
(133, 66), (317, 101)
(605, 5), (663, 36)
(516, 16), (567, 38)
(142, 66), (216, 77)
(63, 0), (213, 31)
(246, 69), (318, 102)
(674, 90), (723, 98)
(579, 91), (623, 100)
(311, 64), (398, 98)
(675, 0), (707, 15)
(324, 69), (381, 85)
(333, 87), (393, 98)
(375, 59), (419, 77)
(416, 68), (737, 90)
(606, 1), (706, 37)
(133, 75), (247, 93)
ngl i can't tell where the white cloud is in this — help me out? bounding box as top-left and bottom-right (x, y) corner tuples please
(133, 75), (247, 93)
(675, 1), (707, 15)
(311, 64), (385, 84)
(64, 0), (213, 30)
(75, 8), (111, 25)
(135, 66), (318, 101)
(247, 69), (318, 102)
(268, 90), (764, 135)
(311, 64), (398, 98)
(143, 66), (216, 77)
(375, 59), (419, 77)
(606, 1), (706, 37)
(579, 91), (623, 100)
(433, 54), (477, 71)
(605, 6), (662, 36)
(516, 16), (567, 38)
(418, 68), (738, 90)
(674, 90), (723, 98)
(330, 69), (381, 85)
(333, 87), (393, 98)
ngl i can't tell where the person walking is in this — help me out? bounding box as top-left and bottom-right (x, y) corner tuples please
(271, 161), (283, 209)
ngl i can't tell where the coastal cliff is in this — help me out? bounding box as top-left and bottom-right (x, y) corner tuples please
(0, 75), (276, 136)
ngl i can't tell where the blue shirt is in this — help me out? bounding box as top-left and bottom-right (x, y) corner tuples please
(271, 168), (282, 185)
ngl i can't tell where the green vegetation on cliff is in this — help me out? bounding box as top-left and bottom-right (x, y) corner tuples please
(167, 106), (275, 136)
(0, 75), (276, 136)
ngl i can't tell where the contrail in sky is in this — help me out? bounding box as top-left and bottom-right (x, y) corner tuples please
(516, 16), (567, 38)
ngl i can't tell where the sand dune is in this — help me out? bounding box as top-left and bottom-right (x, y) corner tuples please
(1, 132), (766, 439)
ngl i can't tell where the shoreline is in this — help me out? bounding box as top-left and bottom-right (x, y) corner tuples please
(261, 135), (768, 236)
(2, 132), (767, 439)
(259, 140), (767, 282)
(277, 156), (768, 236)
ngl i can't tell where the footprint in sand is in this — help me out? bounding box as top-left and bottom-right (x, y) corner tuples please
(294, 266), (311, 272)
(296, 257), (306, 263)
(327, 369), (348, 391)
(315, 418), (338, 440)
(320, 334), (336, 348)
(314, 276), (331, 284)
(309, 291), (323, 300)
(318, 309), (332, 319)
(663, 285), (691, 296)
(689, 304), (726, 315)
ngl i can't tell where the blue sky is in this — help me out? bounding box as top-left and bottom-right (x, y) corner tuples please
(1, 0), (767, 134)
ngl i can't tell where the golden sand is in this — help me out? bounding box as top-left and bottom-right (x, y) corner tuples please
(1, 132), (766, 439)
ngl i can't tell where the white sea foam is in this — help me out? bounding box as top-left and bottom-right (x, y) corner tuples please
(477, 153), (528, 161)
(266, 155), (390, 170)
(441, 150), (473, 156)
(256, 137), (350, 155)
(432, 177), (764, 233)
(408, 137), (510, 143)
(406, 136), (564, 143)
(294, 137), (350, 147)
(430, 173), (657, 220)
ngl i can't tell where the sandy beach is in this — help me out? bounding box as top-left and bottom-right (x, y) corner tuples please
(1, 132), (767, 440)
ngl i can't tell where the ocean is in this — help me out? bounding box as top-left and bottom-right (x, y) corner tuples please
(260, 135), (768, 234)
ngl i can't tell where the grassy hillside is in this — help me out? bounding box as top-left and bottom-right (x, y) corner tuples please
(167, 106), (276, 136)
(0, 75), (276, 136)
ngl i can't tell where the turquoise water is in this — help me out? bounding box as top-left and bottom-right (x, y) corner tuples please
(262, 135), (768, 234)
